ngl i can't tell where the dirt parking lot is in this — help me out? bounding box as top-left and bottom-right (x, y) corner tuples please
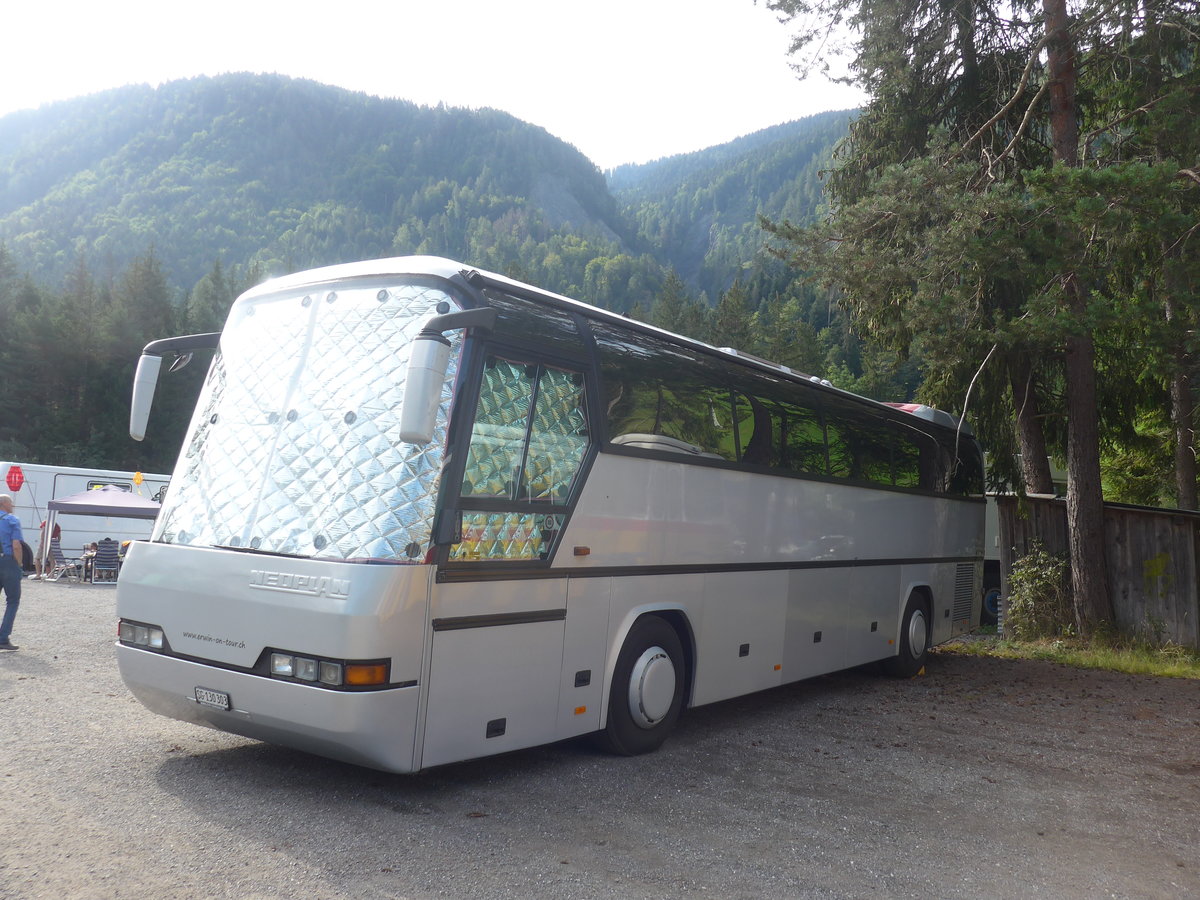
(1, 579), (1198, 899)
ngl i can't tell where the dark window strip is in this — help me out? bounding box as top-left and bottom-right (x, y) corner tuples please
(432, 608), (569, 631)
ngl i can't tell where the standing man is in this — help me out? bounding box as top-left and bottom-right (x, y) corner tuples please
(31, 519), (61, 580)
(0, 494), (24, 651)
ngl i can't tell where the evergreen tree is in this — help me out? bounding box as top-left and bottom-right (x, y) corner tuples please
(711, 281), (754, 352)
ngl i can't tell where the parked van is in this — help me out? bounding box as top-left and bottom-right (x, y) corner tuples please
(1, 462), (169, 562)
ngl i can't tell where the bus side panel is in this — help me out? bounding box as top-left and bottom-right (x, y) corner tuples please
(919, 561), (980, 645)
(690, 571), (786, 706)
(555, 577), (611, 740)
(844, 566), (907, 667)
(781, 568), (859, 682)
(606, 573), (704, 710)
(560, 455), (982, 570)
(421, 579), (568, 768)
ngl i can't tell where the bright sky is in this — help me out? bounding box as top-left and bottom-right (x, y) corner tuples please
(1, 1), (863, 170)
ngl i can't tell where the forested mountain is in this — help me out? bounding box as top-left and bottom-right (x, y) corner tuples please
(613, 111), (852, 299)
(0, 73), (860, 470)
(0, 74), (626, 296)
(0, 73), (847, 308)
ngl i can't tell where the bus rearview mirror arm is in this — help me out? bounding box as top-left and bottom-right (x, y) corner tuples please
(129, 333), (221, 441)
(398, 308), (498, 444)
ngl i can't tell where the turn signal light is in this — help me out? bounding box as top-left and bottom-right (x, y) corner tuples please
(345, 663), (388, 686)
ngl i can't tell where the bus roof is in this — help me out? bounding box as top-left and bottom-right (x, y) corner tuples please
(237, 256), (972, 438)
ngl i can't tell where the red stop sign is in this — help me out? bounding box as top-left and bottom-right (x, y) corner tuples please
(5, 465), (24, 492)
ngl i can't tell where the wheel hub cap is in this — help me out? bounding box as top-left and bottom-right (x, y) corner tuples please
(628, 646), (676, 729)
(908, 610), (928, 658)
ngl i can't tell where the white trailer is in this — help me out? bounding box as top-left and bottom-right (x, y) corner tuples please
(1, 462), (169, 562)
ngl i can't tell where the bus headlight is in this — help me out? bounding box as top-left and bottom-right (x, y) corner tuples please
(267, 651), (388, 689)
(271, 653), (320, 681)
(319, 661), (342, 685)
(119, 620), (165, 650)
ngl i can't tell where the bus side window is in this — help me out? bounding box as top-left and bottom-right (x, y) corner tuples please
(605, 380), (736, 461)
(736, 394), (776, 467)
(825, 407), (892, 485)
(521, 368), (588, 503)
(777, 400), (826, 475)
(947, 440), (986, 497)
(825, 415), (853, 480)
(460, 357), (535, 499)
(893, 426), (926, 489)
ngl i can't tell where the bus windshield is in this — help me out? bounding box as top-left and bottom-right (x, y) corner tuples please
(154, 277), (464, 562)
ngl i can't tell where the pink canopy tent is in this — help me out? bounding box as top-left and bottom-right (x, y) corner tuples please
(40, 485), (161, 571)
(47, 484), (162, 518)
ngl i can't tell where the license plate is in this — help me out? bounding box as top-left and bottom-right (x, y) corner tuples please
(194, 687), (231, 711)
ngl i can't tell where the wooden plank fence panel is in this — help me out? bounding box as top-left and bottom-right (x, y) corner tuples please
(996, 496), (1200, 648)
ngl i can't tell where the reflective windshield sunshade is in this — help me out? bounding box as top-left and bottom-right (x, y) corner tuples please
(154, 280), (464, 561)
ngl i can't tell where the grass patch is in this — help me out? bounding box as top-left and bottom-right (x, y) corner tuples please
(938, 634), (1200, 679)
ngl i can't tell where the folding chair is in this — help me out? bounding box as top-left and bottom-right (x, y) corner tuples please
(92, 538), (121, 583)
(46, 539), (82, 583)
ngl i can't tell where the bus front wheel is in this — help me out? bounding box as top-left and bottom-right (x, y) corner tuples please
(882, 593), (930, 678)
(598, 616), (685, 756)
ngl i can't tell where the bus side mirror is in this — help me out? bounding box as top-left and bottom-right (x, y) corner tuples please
(129, 353), (163, 441)
(128, 333), (221, 442)
(398, 334), (452, 444)
(398, 307), (498, 444)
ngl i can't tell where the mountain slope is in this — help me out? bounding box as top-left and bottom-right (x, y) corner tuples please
(610, 110), (854, 297)
(0, 73), (850, 309)
(0, 74), (625, 291)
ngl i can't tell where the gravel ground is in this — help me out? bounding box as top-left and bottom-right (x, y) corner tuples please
(1, 578), (1198, 900)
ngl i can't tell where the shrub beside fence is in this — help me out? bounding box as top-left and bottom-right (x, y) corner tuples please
(996, 495), (1200, 649)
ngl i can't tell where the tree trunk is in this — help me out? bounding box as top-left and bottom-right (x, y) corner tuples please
(1044, 0), (1114, 635)
(1064, 308), (1115, 635)
(1169, 363), (1197, 509)
(1043, 0), (1078, 164)
(1009, 355), (1055, 494)
(1166, 289), (1198, 510)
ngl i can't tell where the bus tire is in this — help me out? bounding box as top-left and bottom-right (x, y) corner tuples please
(882, 593), (930, 678)
(980, 588), (1000, 627)
(598, 615), (685, 756)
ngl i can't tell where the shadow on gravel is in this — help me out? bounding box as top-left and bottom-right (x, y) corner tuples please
(147, 659), (890, 801)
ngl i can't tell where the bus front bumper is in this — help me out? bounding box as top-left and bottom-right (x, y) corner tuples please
(117, 644), (422, 773)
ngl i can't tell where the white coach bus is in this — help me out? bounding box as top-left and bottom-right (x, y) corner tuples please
(116, 256), (985, 773)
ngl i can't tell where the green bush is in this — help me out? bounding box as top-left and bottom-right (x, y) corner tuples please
(1005, 544), (1073, 640)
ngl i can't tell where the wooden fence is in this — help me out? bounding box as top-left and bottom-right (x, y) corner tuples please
(996, 495), (1200, 648)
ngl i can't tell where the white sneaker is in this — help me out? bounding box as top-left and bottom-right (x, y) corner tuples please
(27, 574), (39, 580)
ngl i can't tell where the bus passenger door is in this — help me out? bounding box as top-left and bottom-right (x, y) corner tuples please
(422, 580), (568, 769)
(555, 577), (610, 739)
(422, 350), (593, 767)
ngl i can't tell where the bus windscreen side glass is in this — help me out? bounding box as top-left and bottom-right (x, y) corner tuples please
(155, 280), (464, 561)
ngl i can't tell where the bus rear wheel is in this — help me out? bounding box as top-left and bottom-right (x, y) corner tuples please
(882, 593), (930, 678)
(981, 588), (1000, 627)
(598, 615), (685, 756)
